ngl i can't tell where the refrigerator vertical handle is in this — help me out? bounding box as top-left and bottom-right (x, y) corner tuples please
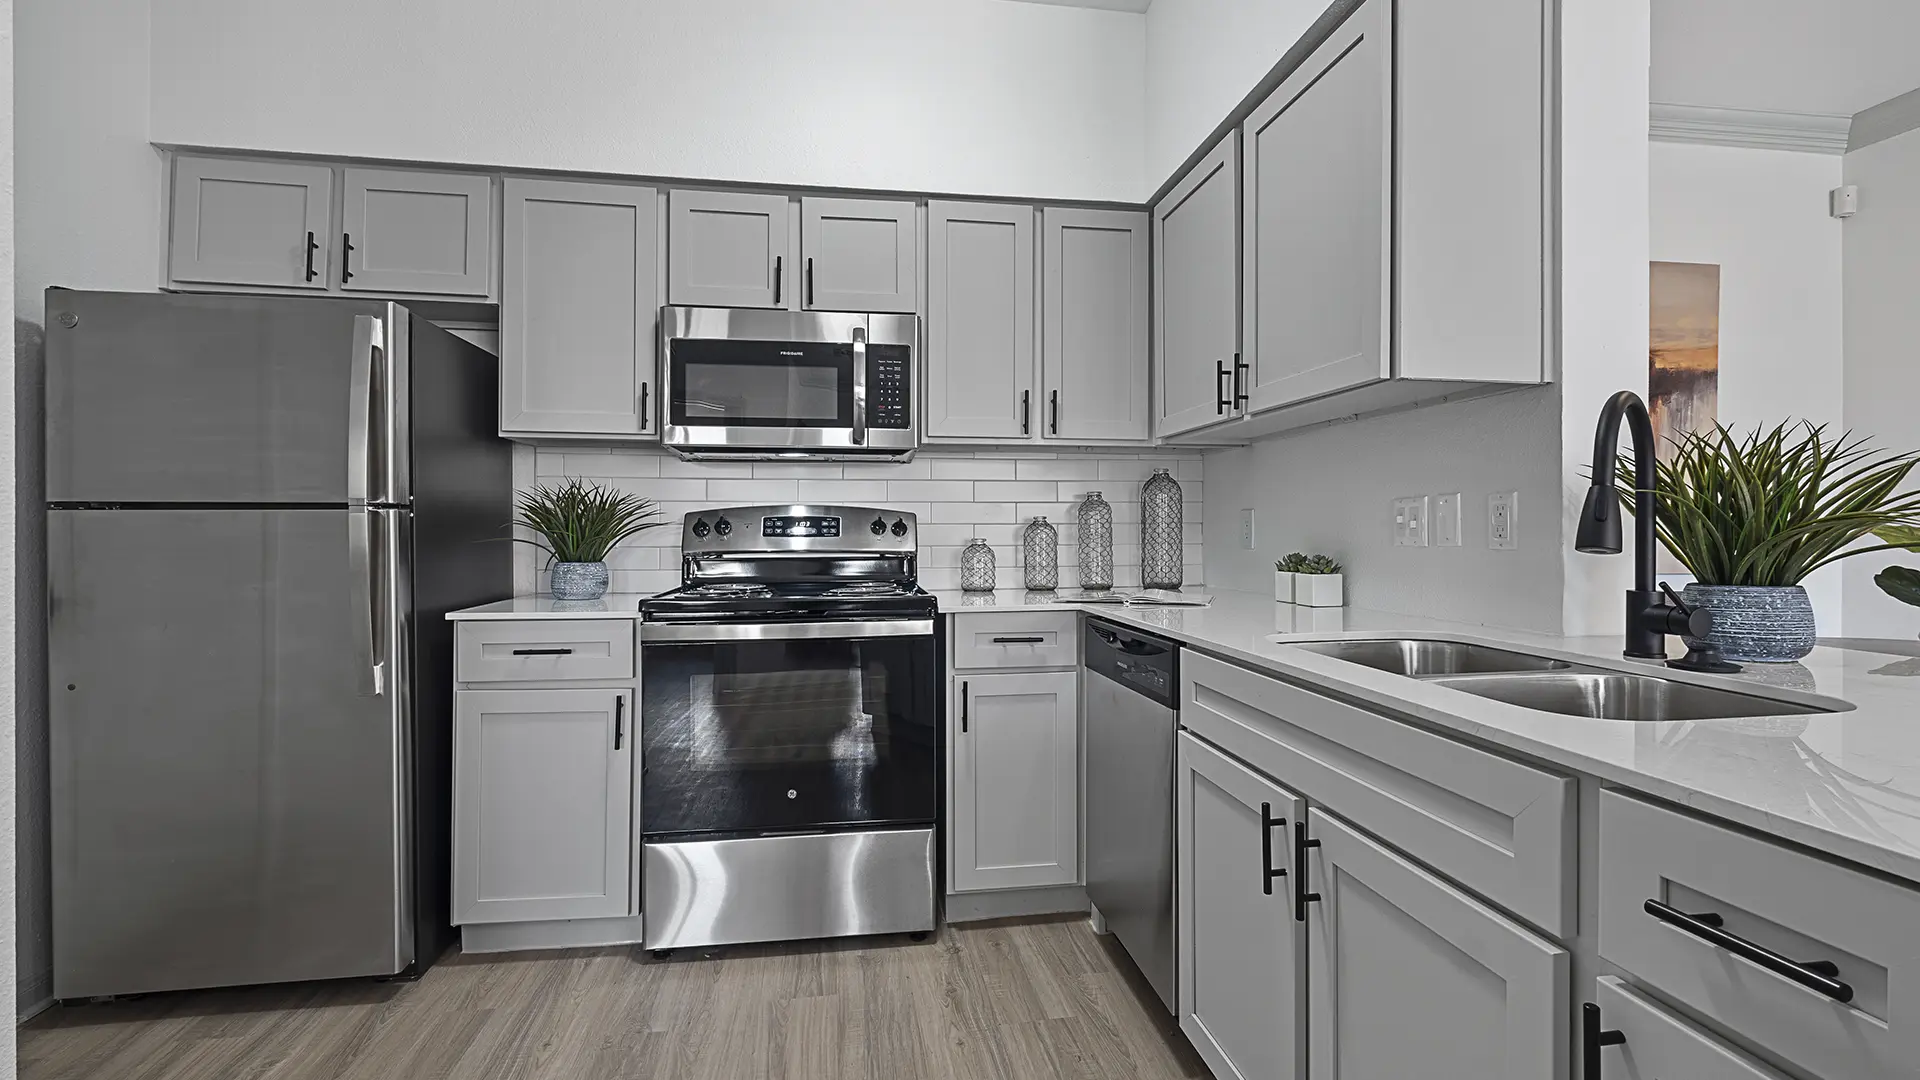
(348, 507), (382, 696)
(347, 315), (382, 505)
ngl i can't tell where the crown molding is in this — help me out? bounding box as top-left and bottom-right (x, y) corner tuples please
(1649, 103), (1851, 155)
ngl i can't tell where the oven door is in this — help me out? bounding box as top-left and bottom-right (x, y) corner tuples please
(639, 619), (939, 839)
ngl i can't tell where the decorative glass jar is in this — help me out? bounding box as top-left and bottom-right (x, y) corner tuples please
(959, 538), (997, 592)
(1077, 491), (1114, 590)
(1023, 516), (1060, 590)
(1140, 468), (1185, 590)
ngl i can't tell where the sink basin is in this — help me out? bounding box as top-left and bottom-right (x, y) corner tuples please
(1291, 639), (1579, 677)
(1428, 672), (1834, 722)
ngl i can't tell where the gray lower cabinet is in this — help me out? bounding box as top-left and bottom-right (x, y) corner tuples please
(949, 670), (1078, 892)
(500, 178), (660, 437)
(452, 688), (633, 925)
(1176, 731), (1306, 1080)
(925, 201), (1036, 441)
(339, 168), (493, 297)
(1306, 807), (1568, 1079)
(667, 189), (794, 309)
(1590, 977), (1790, 1080)
(1042, 207), (1151, 442)
(1154, 134), (1242, 438)
(168, 155), (333, 290)
(799, 196), (916, 313)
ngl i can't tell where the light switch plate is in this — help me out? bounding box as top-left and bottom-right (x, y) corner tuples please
(1393, 496), (1429, 548)
(1239, 508), (1256, 550)
(1488, 491), (1518, 549)
(1433, 493), (1462, 547)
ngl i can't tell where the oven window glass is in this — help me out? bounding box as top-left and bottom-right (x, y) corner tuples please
(668, 339), (852, 428)
(640, 634), (938, 838)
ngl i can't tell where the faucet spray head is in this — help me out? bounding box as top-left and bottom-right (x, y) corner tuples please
(1575, 485), (1622, 554)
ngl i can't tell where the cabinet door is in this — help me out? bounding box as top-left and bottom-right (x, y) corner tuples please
(1307, 807), (1568, 1080)
(1155, 135), (1242, 438)
(500, 178), (659, 437)
(926, 201), (1035, 441)
(800, 196), (917, 313)
(168, 156), (332, 290)
(950, 671), (1077, 892)
(1590, 977), (1791, 1080)
(452, 689), (633, 925)
(1042, 207), (1151, 442)
(1177, 732), (1306, 1080)
(1241, 0), (1391, 414)
(339, 168), (492, 297)
(667, 189), (793, 308)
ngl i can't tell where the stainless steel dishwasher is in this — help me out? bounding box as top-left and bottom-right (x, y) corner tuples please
(1083, 617), (1180, 1012)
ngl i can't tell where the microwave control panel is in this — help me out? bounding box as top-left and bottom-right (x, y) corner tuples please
(869, 345), (912, 430)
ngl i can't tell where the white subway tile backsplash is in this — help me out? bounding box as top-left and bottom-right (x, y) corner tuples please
(658, 457), (753, 478)
(976, 481), (1059, 502)
(931, 457), (1014, 480)
(884, 480), (978, 502)
(923, 501), (1018, 524)
(841, 459), (933, 479)
(795, 480), (890, 503)
(571, 453), (660, 477)
(1015, 459), (1103, 481)
(751, 463), (845, 479)
(705, 479), (801, 503)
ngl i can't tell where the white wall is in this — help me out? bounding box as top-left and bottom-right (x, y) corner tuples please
(150, 0), (1147, 203)
(1, 0), (20, 1053)
(1843, 126), (1920, 639)
(1649, 141), (1846, 629)
(1144, 0), (1323, 191)
(1203, 388), (1565, 632)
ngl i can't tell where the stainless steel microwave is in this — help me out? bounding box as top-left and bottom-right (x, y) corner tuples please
(660, 307), (919, 460)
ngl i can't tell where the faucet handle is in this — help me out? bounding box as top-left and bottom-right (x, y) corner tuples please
(1653, 582), (1713, 639)
(1659, 581), (1691, 614)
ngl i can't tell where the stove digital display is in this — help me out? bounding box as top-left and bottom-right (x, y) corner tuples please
(762, 515), (841, 538)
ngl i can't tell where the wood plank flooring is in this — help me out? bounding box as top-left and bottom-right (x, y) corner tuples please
(20, 916), (1208, 1080)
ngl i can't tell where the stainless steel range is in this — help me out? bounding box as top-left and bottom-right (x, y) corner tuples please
(638, 505), (939, 950)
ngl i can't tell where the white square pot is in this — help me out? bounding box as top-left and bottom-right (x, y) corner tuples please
(1274, 571), (1295, 603)
(1297, 573), (1344, 607)
(1275, 603), (1347, 633)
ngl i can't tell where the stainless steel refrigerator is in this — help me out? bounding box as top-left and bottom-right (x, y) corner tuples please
(46, 289), (510, 999)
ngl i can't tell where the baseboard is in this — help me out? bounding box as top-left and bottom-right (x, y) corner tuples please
(459, 914), (647, 954)
(944, 884), (1089, 923)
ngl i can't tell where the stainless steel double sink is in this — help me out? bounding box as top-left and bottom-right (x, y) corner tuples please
(1287, 639), (1838, 722)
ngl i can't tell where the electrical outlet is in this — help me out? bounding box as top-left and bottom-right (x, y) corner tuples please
(1433, 493), (1462, 547)
(1393, 496), (1430, 548)
(1239, 508), (1256, 550)
(1488, 491), (1518, 549)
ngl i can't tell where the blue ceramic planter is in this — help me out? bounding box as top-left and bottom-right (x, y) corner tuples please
(551, 561), (610, 600)
(1680, 584), (1816, 663)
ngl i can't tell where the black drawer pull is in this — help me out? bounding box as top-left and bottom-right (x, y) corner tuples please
(1021, 390), (1031, 435)
(960, 680), (969, 734)
(1233, 351), (1249, 408)
(342, 233), (354, 283)
(1643, 899), (1854, 1003)
(1215, 359), (1231, 414)
(305, 231), (318, 282)
(1050, 390), (1059, 435)
(510, 647), (574, 656)
(773, 255), (783, 305)
(991, 636), (1046, 644)
(1294, 819), (1321, 921)
(1261, 803), (1287, 896)
(613, 695), (625, 750)
(1581, 1003), (1625, 1079)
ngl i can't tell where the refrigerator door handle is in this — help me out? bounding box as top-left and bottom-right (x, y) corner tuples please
(347, 315), (382, 505)
(348, 507), (384, 696)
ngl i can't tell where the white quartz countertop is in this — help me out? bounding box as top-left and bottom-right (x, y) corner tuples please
(445, 593), (650, 620)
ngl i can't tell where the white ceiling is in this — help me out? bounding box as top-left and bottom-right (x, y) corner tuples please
(1653, 0), (1920, 117)
(999, 0), (1153, 13)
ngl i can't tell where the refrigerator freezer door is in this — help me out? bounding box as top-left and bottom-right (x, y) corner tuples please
(45, 290), (395, 505)
(49, 507), (411, 997)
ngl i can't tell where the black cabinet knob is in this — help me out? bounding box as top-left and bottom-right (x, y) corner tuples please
(870, 517), (888, 535)
(691, 518), (711, 538)
(714, 517), (732, 537)
(890, 519), (909, 537)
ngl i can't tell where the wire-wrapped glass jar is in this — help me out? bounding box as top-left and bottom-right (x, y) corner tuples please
(960, 538), (997, 592)
(1023, 516), (1060, 590)
(1077, 491), (1114, 589)
(1140, 467), (1185, 590)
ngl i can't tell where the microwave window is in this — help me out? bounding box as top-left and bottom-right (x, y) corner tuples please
(670, 340), (853, 427)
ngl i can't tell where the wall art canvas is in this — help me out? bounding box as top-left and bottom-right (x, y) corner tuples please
(1650, 260), (1721, 571)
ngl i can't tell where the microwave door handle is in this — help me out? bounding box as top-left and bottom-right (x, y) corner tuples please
(851, 325), (868, 447)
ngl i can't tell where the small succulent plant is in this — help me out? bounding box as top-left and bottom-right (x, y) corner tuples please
(1275, 552), (1341, 575)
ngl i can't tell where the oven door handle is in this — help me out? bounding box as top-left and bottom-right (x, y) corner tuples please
(642, 618), (934, 643)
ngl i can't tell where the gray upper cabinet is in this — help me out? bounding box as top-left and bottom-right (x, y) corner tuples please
(1241, 0), (1391, 414)
(667, 189), (794, 309)
(1042, 207), (1150, 443)
(168, 156), (333, 290)
(925, 201), (1035, 442)
(338, 168), (492, 297)
(1154, 134), (1241, 438)
(799, 197), (917, 313)
(500, 178), (660, 437)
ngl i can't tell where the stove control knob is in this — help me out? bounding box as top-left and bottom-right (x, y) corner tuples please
(691, 518), (711, 539)
(870, 517), (888, 536)
(714, 517), (732, 537)
(890, 518), (909, 538)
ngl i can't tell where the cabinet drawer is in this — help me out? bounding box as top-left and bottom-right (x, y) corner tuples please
(950, 612), (1077, 670)
(455, 620), (634, 683)
(1590, 977), (1789, 1080)
(1599, 790), (1920, 1080)
(1181, 651), (1573, 936)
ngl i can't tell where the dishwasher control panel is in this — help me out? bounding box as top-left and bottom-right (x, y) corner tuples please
(1084, 619), (1179, 709)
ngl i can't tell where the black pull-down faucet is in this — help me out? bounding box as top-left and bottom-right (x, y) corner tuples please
(1576, 390), (1713, 660)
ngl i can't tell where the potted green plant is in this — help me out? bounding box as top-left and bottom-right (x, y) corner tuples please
(512, 478), (665, 600)
(1873, 525), (1920, 620)
(1295, 554), (1345, 608)
(1274, 552), (1309, 603)
(1622, 422), (1920, 662)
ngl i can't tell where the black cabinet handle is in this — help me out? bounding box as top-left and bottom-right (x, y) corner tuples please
(991, 636), (1046, 644)
(1294, 818), (1322, 921)
(614, 695), (625, 750)
(1233, 351), (1249, 408)
(342, 233), (354, 284)
(1050, 390), (1060, 435)
(1643, 899), (1853, 1002)
(639, 382), (650, 431)
(806, 257), (815, 307)
(773, 255), (783, 305)
(1215, 360), (1231, 414)
(1581, 1003), (1625, 1079)
(510, 647), (574, 656)
(1261, 803), (1288, 896)
(305, 231), (318, 282)
(960, 681), (969, 734)
(1021, 390), (1031, 435)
